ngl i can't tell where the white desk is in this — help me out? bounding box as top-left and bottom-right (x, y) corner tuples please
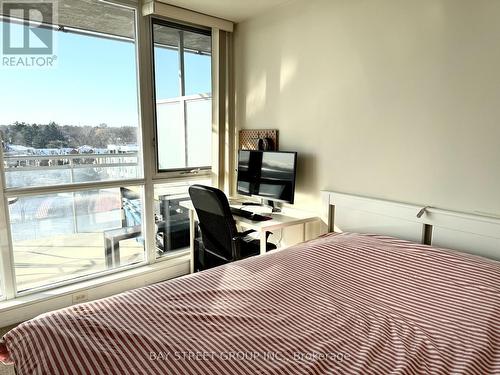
(180, 200), (320, 273)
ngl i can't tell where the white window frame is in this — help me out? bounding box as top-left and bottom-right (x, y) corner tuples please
(0, 0), (150, 299)
(150, 18), (216, 181)
(0, 0), (227, 302)
(0, 150), (16, 300)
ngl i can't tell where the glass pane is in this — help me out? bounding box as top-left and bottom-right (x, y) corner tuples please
(154, 180), (210, 258)
(153, 21), (212, 172)
(156, 101), (185, 170)
(0, 2), (141, 189)
(184, 31), (212, 96)
(186, 98), (212, 168)
(153, 24), (181, 100)
(10, 186), (145, 292)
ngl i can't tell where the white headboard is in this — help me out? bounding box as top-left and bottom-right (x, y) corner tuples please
(321, 191), (500, 261)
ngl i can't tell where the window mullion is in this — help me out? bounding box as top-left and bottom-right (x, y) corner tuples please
(0, 150), (16, 300)
(178, 30), (186, 97)
(3, 178), (146, 199)
(177, 30), (188, 169)
(211, 28), (221, 189)
(136, 13), (157, 264)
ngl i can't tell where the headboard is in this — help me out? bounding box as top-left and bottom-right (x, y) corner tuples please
(321, 191), (500, 261)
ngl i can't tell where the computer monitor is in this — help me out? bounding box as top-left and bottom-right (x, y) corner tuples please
(237, 150), (297, 204)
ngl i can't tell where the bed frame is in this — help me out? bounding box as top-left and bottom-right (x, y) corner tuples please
(321, 191), (500, 261)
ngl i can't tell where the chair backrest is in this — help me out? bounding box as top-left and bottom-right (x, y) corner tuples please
(188, 185), (238, 261)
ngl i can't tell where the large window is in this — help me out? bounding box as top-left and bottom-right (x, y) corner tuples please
(0, 2), (219, 301)
(152, 21), (212, 172)
(0, 0), (145, 294)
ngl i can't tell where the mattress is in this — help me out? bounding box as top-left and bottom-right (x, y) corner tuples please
(1, 233), (499, 374)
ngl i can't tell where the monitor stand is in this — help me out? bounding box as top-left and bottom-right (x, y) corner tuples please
(242, 199), (281, 213)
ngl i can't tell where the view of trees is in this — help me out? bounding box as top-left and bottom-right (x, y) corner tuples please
(0, 122), (137, 149)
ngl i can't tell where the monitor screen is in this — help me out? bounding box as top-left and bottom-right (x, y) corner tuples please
(237, 150), (297, 204)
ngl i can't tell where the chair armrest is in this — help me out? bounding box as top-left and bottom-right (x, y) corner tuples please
(232, 229), (256, 241)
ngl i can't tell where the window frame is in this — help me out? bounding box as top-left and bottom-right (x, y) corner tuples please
(150, 18), (215, 180)
(0, 152), (15, 300)
(0, 0), (149, 299)
(0, 1), (224, 302)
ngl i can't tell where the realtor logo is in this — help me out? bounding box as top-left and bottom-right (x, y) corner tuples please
(2, 1), (53, 55)
(1, 0), (57, 68)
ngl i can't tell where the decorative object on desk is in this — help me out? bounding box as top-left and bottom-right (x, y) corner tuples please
(239, 129), (278, 151)
(257, 137), (275, 151)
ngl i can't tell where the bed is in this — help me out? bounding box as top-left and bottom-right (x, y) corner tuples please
(1, 192), (499, 374)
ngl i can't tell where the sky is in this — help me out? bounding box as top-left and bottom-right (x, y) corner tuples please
(0, 21), (211, 128)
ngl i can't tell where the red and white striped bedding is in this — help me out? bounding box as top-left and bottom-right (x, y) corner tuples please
(1, 233), (499, 374)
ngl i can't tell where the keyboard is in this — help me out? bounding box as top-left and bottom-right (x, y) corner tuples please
(230, 207), (272, 222)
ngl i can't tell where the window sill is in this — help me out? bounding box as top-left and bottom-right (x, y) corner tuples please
(0, 249), (190, 327)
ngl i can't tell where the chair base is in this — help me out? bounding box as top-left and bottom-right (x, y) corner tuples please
(195, 236), (276, 272)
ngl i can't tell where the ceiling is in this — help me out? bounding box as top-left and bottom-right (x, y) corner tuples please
(157, 0), (292, 23)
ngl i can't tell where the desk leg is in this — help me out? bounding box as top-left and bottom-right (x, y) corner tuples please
(189, 210), (195, 274)
(105, 238), (112, 269)
(259, 231), (267, 255)
(113, 240), (120, 268)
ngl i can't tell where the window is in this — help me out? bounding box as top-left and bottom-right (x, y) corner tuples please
(0, 0), (145, 294)
(152, 21), (212, 173)
(0, 2), (221, 302)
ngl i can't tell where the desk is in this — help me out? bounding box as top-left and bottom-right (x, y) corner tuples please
(103, 225), (142, 268)
(180, 200), (320, 273)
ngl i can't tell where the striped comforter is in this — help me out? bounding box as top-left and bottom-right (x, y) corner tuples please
(1, 233), (499, 374)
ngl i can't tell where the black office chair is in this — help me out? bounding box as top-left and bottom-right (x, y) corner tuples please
(188, 184), (276, 271)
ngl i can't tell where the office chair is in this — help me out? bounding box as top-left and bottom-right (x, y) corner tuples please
(188, 184), (276, 271)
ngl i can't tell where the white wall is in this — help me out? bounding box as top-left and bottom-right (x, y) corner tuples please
(234, 0), (500, 217)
